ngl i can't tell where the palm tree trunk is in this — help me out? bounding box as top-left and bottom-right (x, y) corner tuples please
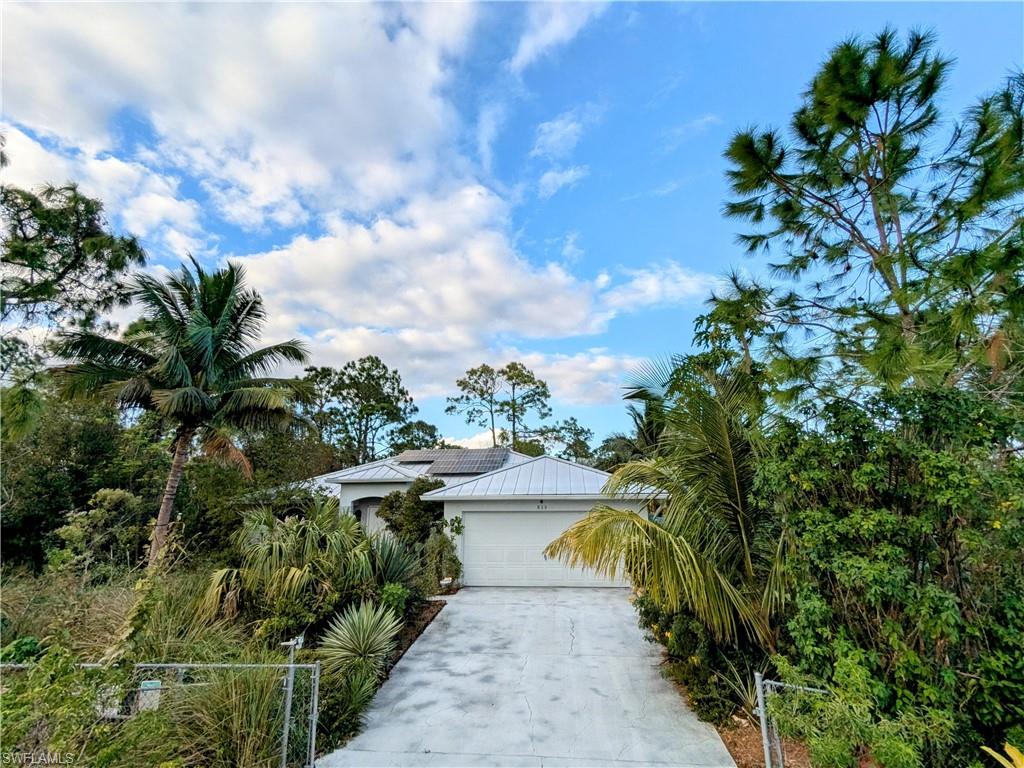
(147, 427), (192, 568)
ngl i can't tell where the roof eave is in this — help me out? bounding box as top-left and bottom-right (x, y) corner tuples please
(423, 492), (664, 502)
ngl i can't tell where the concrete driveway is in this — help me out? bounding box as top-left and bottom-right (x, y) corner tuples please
(321, 588), (735, 767)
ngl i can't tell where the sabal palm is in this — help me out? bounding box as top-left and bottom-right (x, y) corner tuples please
(52, 259), (308, 567)
(203, 496), (372, 629)
(546, 366), (787, 647)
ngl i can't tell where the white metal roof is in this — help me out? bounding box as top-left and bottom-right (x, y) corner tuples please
(321, 459), (421, 484)
(320, 451), (536, 486)
(422, 455), (650, 500)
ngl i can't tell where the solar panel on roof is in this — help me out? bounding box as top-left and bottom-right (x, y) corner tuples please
(428, 447), (509, 474)
(394, 449), (451, 463)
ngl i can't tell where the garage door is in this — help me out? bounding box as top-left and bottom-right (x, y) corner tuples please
(462, 511), (626, 587)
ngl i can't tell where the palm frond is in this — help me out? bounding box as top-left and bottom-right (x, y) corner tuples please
(545, 506), (768, 644)
(199, 426), (253, 478)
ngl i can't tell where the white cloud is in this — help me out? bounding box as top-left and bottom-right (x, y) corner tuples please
(515, 348), (647, 406)
(561, 232), (584, 262)
(4, 3), (479, 225)
(660, 113), (722, 153)
(531, 111), (581, 158)
(601, 262), (719, 311)
(1, 3), (714, 412)
(2, 126), (205, 256)
(508, 3), (608, 74)
(538, 165), (589, 198)
(446, 429), (499, 448)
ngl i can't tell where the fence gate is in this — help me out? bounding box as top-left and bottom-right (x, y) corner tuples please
(754, 671), (828, 768)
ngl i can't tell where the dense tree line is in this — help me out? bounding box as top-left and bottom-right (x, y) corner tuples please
(548, 30), (1023, 767)
(0, 180), (606, 570)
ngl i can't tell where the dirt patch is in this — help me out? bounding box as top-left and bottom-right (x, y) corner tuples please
(718, 720), (811, 768)
(383, 599), (444, 678)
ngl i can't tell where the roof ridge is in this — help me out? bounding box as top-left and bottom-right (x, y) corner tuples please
(421, 454), (608, 497)
(327, 457), (422, 480)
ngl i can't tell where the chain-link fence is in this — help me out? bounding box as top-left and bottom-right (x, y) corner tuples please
(1, 659), (321, 768)
(754, 671), (828, 768)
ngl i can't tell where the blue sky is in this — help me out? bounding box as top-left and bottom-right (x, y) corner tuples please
(3, 2), (1021, 445)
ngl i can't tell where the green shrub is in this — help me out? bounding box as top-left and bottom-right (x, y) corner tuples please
(379, 583), (411, 618)
(369, 534), (420, 590)
(419, 529), (462, 595)
(768, 654), (954, 768)
(316, 669), (378, 750)
(376, 477), (445, 544)
(633, 595), (766, 725)
(761, 390), (1024, 763)
(1, 636), (42, 662)
(46, 488), (149, 577)
(0, 646), (177, 765)
(319, 601), (403, 679)
(203, 496), (370, 642)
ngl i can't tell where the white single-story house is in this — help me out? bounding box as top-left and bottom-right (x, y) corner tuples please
(312, 447), (652, 588)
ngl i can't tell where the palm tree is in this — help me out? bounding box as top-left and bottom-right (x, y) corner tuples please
(545, 363), (788, 647)
(593, 401), (664, 471)
(52, 259), (309, 567)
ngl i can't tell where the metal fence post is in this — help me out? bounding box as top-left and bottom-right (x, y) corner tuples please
(754, 671), (773, 768)
(307, 660), (321, 768)
(280, 635), (303, 768)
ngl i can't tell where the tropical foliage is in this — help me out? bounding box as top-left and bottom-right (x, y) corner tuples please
(52, 259), (309, 566)
(203, 496), (373, 641)
(547, 363), (784, 646)
(318, 601), (403, 679)
(545, 28), (1023, 768)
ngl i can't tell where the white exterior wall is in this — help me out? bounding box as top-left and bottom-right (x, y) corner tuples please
(442, 498), (645, 587)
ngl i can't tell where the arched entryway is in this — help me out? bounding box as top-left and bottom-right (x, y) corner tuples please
(350, 496), (386, 535)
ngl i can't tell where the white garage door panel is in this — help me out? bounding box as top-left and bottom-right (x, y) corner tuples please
(463, 511), (625, 587)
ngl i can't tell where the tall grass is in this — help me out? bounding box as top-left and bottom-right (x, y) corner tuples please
(169, 662), (287, 768)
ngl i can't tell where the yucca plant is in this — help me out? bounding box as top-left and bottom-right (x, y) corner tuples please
(51, 258), (309, 567)
(203, 496), (371, 638)
(369, 533), (420, 588)
(546, 360), (788, 647)
(318, 601), (402, 679)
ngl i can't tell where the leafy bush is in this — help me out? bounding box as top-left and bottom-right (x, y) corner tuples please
(203, 496), (371, 641)
(379, 582), (411, 618)
(46, 488), (150, 577)
(376, 477), (445, 544)
(0, 646), (176, 765)
(318, 601), (403, 679)
(1, 636), (42, 662)
(633, 594), (765, 725)
(761, 390), (1024, 763)
(769, 654), (953, 768)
